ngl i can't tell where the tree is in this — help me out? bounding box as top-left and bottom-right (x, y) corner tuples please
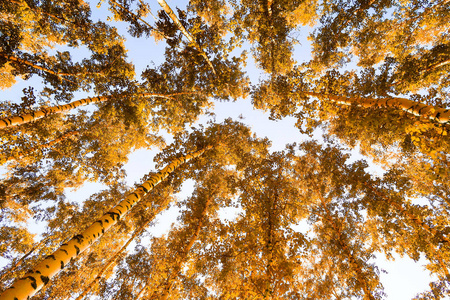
(0, 146), (210, 300)
(0, 0), (134, 95)
(0, 92), (197, 129)
(1, 1), (450, 299)
(308, 0), (450, 71)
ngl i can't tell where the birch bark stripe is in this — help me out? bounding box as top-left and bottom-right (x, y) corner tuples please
(305, 92), (450, 124)
(0, 146), (211, 300)
(74, 195), (172, 300)
(0, 92), (197, 129)
(0, 96), (107, 129)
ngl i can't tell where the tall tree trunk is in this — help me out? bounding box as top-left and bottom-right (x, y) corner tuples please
(0, 92), (196, 129)
(9, 0), (69, 23)
(305, 91), (450, 124)
(108, 0), (166, 38)
(0, 146), (211, 300)
(0, 237), (50, 283)
(74, 195), (171, 300)
(156, 0), (217, 75)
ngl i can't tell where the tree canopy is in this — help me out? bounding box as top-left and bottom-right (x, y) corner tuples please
(0, 0), (449, 299)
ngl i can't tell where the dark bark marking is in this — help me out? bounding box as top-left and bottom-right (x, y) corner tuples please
(25, 276), (37, 289)
(73, 234), (84, 243)
(418, 106), (428, 114)
(40, 275), (50, 285)
(106, 212), (120, 221)
(139, 185), (149, 193)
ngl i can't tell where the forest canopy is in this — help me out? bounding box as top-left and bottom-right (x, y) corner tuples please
(0, 0), (449, 299)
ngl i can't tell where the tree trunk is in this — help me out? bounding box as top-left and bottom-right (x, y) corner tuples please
(0, 92), (196, 129)
(0, 146), (211, 300)
(156, 0), (216, 75)
(0, 237), (50, 283)
(305, 91), (450, 124)
(74, 195), (171, 300)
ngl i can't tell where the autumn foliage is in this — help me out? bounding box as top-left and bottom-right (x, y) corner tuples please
(0, 0), (449, 299)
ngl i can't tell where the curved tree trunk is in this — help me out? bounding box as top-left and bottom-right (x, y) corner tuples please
(0, 146), (211, 300)
(0, 92), (197, 129)
(305, 91), (450, 124)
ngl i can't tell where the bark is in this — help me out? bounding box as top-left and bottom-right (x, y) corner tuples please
(0, 92), (197, 129)
(392, 58), (450, 87)
(0, 237), (50, 283)
(267, 0), (273, 18)
(108, 0), (168, 38)
(156, 0), (217, 75)
(424, 59), (450, 74)
(305, 91), (450, 124)
(0, 96), (107, 129)
(10, 0), (69, 23)
(0, 146), (211, 300)
(74, 196), (171, 300)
